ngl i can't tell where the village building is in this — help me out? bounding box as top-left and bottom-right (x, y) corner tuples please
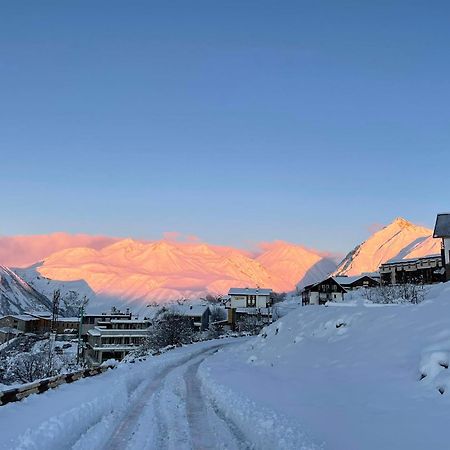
(85, 318), (151, 366)
(379, 254), (444, 285)
(0, 314), (50, 334)
(171, 305), (211, 331)
(226, 287), (273, 328)
(81, 308), (133, 336)
(302, 275), (379, 306)
(433, 213), (450, 281)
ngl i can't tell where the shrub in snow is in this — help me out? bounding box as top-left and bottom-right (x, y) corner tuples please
(236, 315), (265, 335)
(362, 283), (427, 304)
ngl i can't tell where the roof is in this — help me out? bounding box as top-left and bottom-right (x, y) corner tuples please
(0, 314), (39, 322)
(228, 288), (272, 296)
(56, 317), (80, 322)
(383, 254), (442, 265)
(110, 319), (149, 324)
(332, 275), (377, 286)
(433, 213), (450, 238)
(171, 304), (210, 317)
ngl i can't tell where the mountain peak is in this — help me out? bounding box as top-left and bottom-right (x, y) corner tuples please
(391, 217), (413, 228)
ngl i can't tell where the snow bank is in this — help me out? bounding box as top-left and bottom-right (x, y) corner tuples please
(201, 283), (450, 450)
(0, 340), (223, 450)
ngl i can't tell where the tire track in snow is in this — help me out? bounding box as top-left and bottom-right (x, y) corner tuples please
(185, 353), (251, 450)
(101, 343), (231, 450)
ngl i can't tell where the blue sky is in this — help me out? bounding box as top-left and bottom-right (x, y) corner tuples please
(1, 1), (449, 253)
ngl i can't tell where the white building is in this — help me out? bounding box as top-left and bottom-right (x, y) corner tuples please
(85, 318), (150, 366)
(226, 287), (273, 329)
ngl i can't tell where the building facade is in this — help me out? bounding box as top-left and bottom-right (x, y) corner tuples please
(433, 213), (450, 281)
(85, 318), (151, 366)
(226, 287), (273, 328)
(379, 255), (444, 285)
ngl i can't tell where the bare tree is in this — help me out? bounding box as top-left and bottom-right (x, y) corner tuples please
(147, 311), (195, 350)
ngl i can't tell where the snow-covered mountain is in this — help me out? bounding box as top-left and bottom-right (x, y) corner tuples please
(30, 239), (333, 306)
(15, 263), (96, 308)
(255, 241), (336, 290)
(336, 217), (440, 275)
(0, 265), (52, 315)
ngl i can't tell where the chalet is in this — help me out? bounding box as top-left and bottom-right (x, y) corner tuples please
(171, 305), (211, 331)
(85, 318), (151, 366)
(433, 213), (450, 281)
(0, 314), (50, 334)
(302, 278), (346, 306)
(379, 254), (444, 285)
(226, 287), (273, 328)
(302, 275), (379, 306)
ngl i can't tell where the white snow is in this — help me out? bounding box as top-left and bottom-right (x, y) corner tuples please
(200, 282), (450, 449)
(3, 283), (450, 449)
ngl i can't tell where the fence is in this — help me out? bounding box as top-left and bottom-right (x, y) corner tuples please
(0, 365), (113, 407)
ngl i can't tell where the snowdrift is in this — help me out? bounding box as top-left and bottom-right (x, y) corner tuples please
(201, 283), (450, 450)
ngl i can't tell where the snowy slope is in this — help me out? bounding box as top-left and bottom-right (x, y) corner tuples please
(336, 217), (440, 275)
(33, 239), (332, 306)
(14, 263), (96, 308)
(0, 265), (52, 315)
(201, 283), (450, 450)
(256, 241), (337, 290)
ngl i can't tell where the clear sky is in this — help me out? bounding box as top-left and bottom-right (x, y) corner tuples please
(1, 1), (449, 253)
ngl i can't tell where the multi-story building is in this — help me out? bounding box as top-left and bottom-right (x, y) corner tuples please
(379, 255), (444, 285)
(85, 318), (151, 366)
(226, 287), (273, 328)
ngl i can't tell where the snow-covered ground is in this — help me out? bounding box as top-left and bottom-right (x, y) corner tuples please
(201, 283), (450, 450)
(3, 284), (450, 449)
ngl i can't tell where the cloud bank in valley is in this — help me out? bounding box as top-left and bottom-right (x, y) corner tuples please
(0, 233), (119, 267)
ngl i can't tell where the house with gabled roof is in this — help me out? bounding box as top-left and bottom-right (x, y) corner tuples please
(301, 275), (379, 306)
(226, 287), (273, 329)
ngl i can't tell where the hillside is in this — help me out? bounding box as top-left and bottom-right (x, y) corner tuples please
(0, 265), (52, 315)
(336, 217), (440, 275)
(33, 239), (333, 306)
(201, 283), (450, 450)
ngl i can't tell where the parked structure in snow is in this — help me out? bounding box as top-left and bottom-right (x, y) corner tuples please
(433, 213), (450, 281)
(226, 287), (273, 329)
(85, 318), (151, 366)
(302, 275), (379, 306)
(379, 255), (444, 285)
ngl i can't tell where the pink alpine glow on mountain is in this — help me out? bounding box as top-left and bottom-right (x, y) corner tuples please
(335, 217), (440, 276)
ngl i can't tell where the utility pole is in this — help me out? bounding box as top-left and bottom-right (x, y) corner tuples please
(77, 305), (84, 365)
(48, 289), (61, 376)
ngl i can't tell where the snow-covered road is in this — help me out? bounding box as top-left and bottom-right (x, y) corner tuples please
(0, 339), (258, 450)
(99, 342), (248, 450)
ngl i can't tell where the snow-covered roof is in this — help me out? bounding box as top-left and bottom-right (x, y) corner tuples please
(332, 275), (376, 286)
(1, 314), (39, 321)
(56, 317), (80, 322)
(433, 213), (450, 238)
(110, 319), (149, 324)
(383, 254), (441, 265)
(228, 288), (272, 296)
(171, 304), (210, 317)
